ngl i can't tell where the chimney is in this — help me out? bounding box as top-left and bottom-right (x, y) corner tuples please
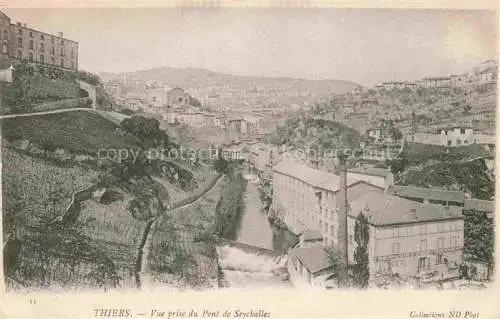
(58, 32), (63, 38)
(336, 153), (349, 287)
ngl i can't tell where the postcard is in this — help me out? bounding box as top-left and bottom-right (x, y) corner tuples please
(0, 1), (498, 318)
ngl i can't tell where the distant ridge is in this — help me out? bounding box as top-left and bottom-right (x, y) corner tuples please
(99, 66), (360, 95)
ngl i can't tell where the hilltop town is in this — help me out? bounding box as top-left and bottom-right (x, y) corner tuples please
(0, 9), (496, 292)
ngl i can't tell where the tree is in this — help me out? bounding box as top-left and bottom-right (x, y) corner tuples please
(213, 149), (230, 174)
(389, 127), (403, 142)
(387, 155), (407, 181)
(463, 210), (494, 280)
(324, 246), (348, 288)
(352, 212), (370, 288)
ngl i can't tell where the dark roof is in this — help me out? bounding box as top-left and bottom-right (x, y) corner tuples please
(291, 246), (332, 274)
(301, 229), (323, 241)
(464, 199), (494, 213)
(349, 192), (463, 226)
(348, 166), (392, 178)
(389, 185), (465, 203)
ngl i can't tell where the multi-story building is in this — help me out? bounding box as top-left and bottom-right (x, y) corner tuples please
(104, 81), (123, 100)
(421, 77), (451, 88)
(271, 159), (384, 243)
(167, 87), (190, 108)
(0, 10), (78, 70)
(438, 126), (474, 147)
(146, 87), (168, 108)
(348, 191), (464, 279)
(450, 73), (469, 87)
(124, 97), (147, 111)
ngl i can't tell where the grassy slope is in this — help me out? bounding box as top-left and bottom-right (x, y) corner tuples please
(3, 111), (220, 289)
(1, 111), (142, 155)
(149, 173), (221, 288)
(2, 146), (99, 238)
(402, 142), (491, 165)
(397, 143), (494, 199)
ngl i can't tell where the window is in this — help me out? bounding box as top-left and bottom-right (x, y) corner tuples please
(17, 50), (22, 59)
(330, 225), (334, 236)
(29, 39), (33, 49)
(17, 37), (22, 47)
(28, 52), (33, 62)
(3, 30), (7, 39)
(456, 139), (462, 145)
(39, 54), (44, 63)
(51, 37), (54, 43)
(71, 50), (74, 58)
(393, 227), (399, 238)
(392, 242), (400, 254)
(460, 128), (466, 134)
(450, 236), (458, 247)
(419, 225), (427, 235)
(408, 226), (413, 236)
(420, 239), (427, 251)
(436, 254), (443, 264)
(60, 47), (64, 56)
(40, 43), (44, 52)
(18, 29), (22, 36)
(51, 56), (55, 64)
(324, 222), (328, 233)
(447, 140), (452, 146)
(40, 34), (44, 40)
(60, 59), (64, 67)
(437, 223), (444, 232)
(51, 47), (55, 55)
(60, 39), (64, 45)
(418, 257), (427, 271)
(319, 220), (323, 229)
(437, 237), (444, 249)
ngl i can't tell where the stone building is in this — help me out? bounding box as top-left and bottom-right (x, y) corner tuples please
(167, 87), (190, 108)
(0, 10), (78, 70)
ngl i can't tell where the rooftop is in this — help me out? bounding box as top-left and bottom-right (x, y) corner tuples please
(301, 229), (323, 241)
(290, 246), (332, 274)
(273, 159), (361, 192)
(348, 166), (392, 178)
(388, 185), (465, 203)
(464, 198), (494, 213)
(349, 191), (463, 226)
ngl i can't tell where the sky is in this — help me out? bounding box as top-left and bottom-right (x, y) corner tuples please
(2, 8), (497, 86)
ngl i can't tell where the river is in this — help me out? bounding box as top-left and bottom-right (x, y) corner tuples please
(217, 173), (291, 289)
(236, 177), (273, 250)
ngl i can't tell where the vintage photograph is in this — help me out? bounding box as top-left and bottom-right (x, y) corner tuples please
(0, 8), (496, 293)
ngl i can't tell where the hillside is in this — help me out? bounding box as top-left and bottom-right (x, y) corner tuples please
(267, 116), (363, 151)
(2, 111), (221, 290)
